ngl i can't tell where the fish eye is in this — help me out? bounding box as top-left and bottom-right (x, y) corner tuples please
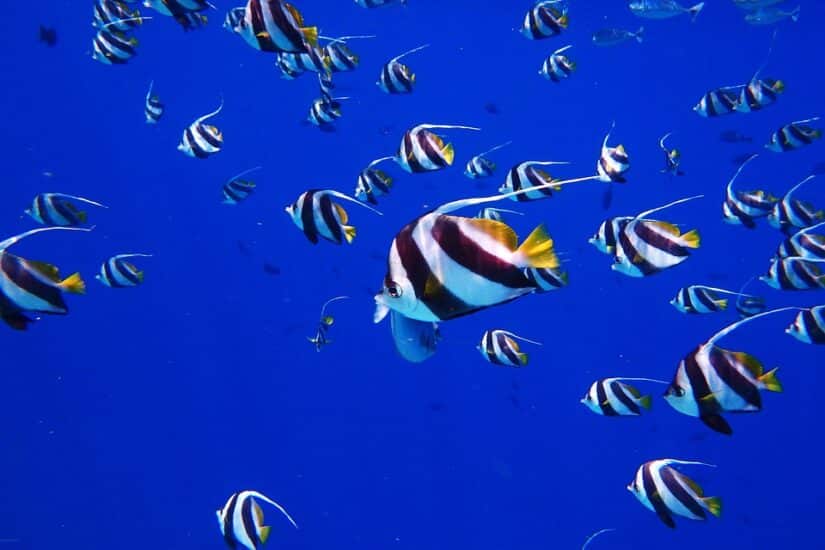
(386, 282), (403, 298)
(669, 385), (684, 397)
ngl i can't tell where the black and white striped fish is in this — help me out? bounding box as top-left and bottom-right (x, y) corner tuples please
(0, 227), (88, 330)
(722, 154), (779, 228)
(324, 35), (374, 72)
(734, 278), (767, 318)
(464, 141), (512, 179)
(178, 100), (223, 158)
(174, 11), (208, 30)
(786, 305), (825, 345)
(766, 117), (822, 152)
(476, 207), (522, 223)
(767, 175), (823, 234)
(93, 0), (142, 29)
(143, 0), (213, 17)
(394, 123), (480, 173)
(477, 329), (542, 367)
(760, 257), (825, 290)
(222, 166), (261, 204)
(217, 490), (298, 550)
(355, 0), (406, 6)
(524, 265), (567, 291)
(285, 189), (381, 245)
(521, 0), (569, 39)
(540, 45), (575, 82)
(376, 44), (429, 94)
(96, 253), (152, 287)
(596, 124), (630, 183)
(735, 76), (784, 113)
(276, 46), (329, 78)
(775, 221), (825, 260)
(236, 0), (317, 53)
(223, 6), (244, 32)
(628, 459), (721, 528)
(659, 132), (684, 176)
(307, 95), (347, 127)
(498, 161), (569, 201)
(670, 285), (751, 314)
(612, 196), (702, 277)
(144, 80), (164, 123)
(589, 216), (632, 255)
(664, 308), (790, 434)
(92, 27), (139, 64)
(355, 157), (394, 205)
(581, 377), (666, 416)
(693, 87), (741, 117)
(25, 193), (107, 227)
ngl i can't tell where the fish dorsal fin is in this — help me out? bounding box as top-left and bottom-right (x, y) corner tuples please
(673, 470), (704, 497)
(502, 335), (521, 352)
(243, 491), (299, 530)
(462, 218), (518, 250)
(284, 2), (304, 25)
(726, 154), (758, 195)
(730, 350), (763, 378)
(623, 382), (642, 399)
(783, 175), (817, 201)
(28, 260), (60, 281)
(648, 221), (680, 236)
(334, 202), (349, 224)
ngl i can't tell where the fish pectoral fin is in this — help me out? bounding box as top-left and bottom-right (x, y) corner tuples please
(700, 414), (732, 435)
(256, 31), (271, 39)
(60, 272), (86, 295)
(423, 273), (444, 298)
(259, 525), (271, 543)
(516, 224), (558, 269)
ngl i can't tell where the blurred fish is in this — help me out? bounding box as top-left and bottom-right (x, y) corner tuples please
(277, 46), (330, 78)
(93, 0), (142, 29)
(597, 123), (630, 183)
(734, 278), (766, 318)
(521, 1), (569, 39)
(377, 44), (429, 94)
(602, 184), (613, 210)
(722, 154), (778, 228)
(670, 285), (752, 314)
(745, 6), (800, 25)
(775, 221), (825, 260)
(26, 193), (107, 227)
(234, 0), (317, 53)
(498, 160), (569, 201)
(96, 253), (152, 288)
(540, 45), (576, 82)
(394, 123), (480, 173)
(581, 377), (666, 416)
(222, 166), (261, 204)
(464, 141), (512, 179)
(628, 1), (704, 21)
(143, 0), (212, 17)
(285, 189), (381, 245)
(92, 27), (139, 64)
(732, 0), (784, 9)
(262, 262), (280, 276)
(476, 207), (523, 223)
(324, 35), (374, 72)
(786, 306), (825, 344)
(178, 100), (223, 158)
(484, 102), (500, 115)
(767, 175), (823, 234)
(236, 240), (252, 256)
(659, 132), (684, 176)
(144, 80), (164, 123)
(308, 295), (348, 351)
(477, 329), (542, 367)
(223, 6), (244, 32)
(628, 459), (721, 528)
(355, 156), (394, 205)
(592, 27), (643, 46)
(693, 87), (742, 117)
(765, 117), (822, 152)
(174, 11), (208, 30)
(760, 257), (825, 290)
(39, 26), (57, 46)
(719, 130), (752, 143)
(217, 490), (298, 550)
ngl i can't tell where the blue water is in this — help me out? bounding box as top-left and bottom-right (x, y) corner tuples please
(2, 1), (824, 549)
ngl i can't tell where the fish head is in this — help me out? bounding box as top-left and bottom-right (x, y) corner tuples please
(579, 390), (600, 414)
(215, 508), (226, 534)
(662, 362), (697, 416)
(374, 275), (418, 321)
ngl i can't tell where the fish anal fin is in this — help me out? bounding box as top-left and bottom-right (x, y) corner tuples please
(700, 414), (732, 435)
(462, 218), (518, 250)
(655, 506), (676, 528)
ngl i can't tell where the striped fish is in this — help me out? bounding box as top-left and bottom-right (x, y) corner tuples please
(308, 295), (348, 351)
(664, 308), (791, 434)
(276, 46), (329, 78)
(760, 257), (825, 290)
(735, 77), (784, 113)
(355, 156), (394, 205)
(96, 253), (152, 287)
(285, 189), (381, 245)
(767, 175), (823, 234)
(143, 0), (212, 17)
(721, 154), (779, 228)
(581, 377), (666, 416)
(775, 221), (825, 260)
(174, 11), (208, 30)
(93, 0), (142, 29)
(734, 278), (766, 319)
(670, 285), (753, 314)
(596, 124), (630, 183)
(524, 265), (568, 292)
(26, 193), (107, 227)
(477, 329), (541, 367)
(692, 86), (742, 117)
(659, 132), (684, 176)
(217, 490), (298, 550)
(498, 161), (569, 201)
(223, 6), (245, 32)
(238, 0), (317, 54)
(766, 117), (822, 152)
(394, 123), (480, 173)
(307, 95), (347, 127)
(464, 141), (512, 179)
(222, 166), (261, 204)
(612, 196), (702, 277)
(355, 0), (406, 6)
(589, 216), (632, 255)
(376, 44), (429, 94)
(540, 45), (575, 82)
(627, 459), (721, 528)
(144, 80), (164, 123)
(324, 35), (374, 72)
(476, 207), (523, 223)
(0, 227), (89, 330)
(178, 100), (223, 158)
(92, 27), (139, 64)
(521, 0), (569, 39)
(786, 305), (825, 345)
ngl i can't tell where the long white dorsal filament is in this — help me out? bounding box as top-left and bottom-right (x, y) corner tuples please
(0, 227), (93, 252)
(49, 193), (108, 208)
(726, 153), (758, 194)
(634, 194), (704, 221)
(390, 44), (430, 64)
(227, 166), (263, 183)
(498, 330), (543, 346)
(706, 306), (804, 347)
(327, 190), (382, 215)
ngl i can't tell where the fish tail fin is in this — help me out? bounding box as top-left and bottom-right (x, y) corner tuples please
(759, 367), (783, 392)
(682, 229), (701, 248)
(60, 272), (86, 294)
(343, 225), (356, 244)
(703, 496), (722, 518)
(791, 6), (800, 22)
(517, 225), (558, 269)
(302, 26), (319, 46)
(636, 26), (644, 42)
(689, 2), (704, 22)
(259, 525), (271, 543)
(639, 395), (652, 410)
(518, 352), (528, 366)
(716, 299), (728, 310)
(442, 142), (455, 165)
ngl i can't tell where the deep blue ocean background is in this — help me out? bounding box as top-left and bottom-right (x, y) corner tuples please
(2, 1), (824, 548)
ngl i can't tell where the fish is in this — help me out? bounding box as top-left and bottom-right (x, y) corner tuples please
(477, 329), (542, 367)
(524, 265), (568, 291)
(786, 306), (825, 345)
(178, 100), (223, 158)
(719, 130), (752, 143)
(464, 141), (512, 179)
(663, 308), (792, 434)
(25, 193), (107, 227)
(693, 87), (742, 117)
(735, 76), (784, 113)
(498, 161), (570, 201)
(394, 123), (480, 174)
(734, 278), (767, 319)
(144, 80), (164, 123)
(581, 377), (666, 416)
(627, 459), (721, 528)
(308, 295), (348, 351)
(476, 208), (523, 223)
(376, 44), (429, 94)
(540, 45), (576, 82)
(670, 285), (754, 314)
(143, 0), (213, 17)
(767, 175), (823, 234)
(276, 46), (330, 78)
(592, 27), (644, 46)
(217, 490), (298, 550)
(174, 11), (209, 30)
(581, 529), (616, 550)
(355, 0), (406, 6)
(765, 117), (822, 152)
(93, 0), (143, 29)
(222, 166), (262, 204)
(774, 221), (825, 261)
(760, 257), (825, 290)
(324, 35), (374, 72)
(388, 310), (440, 363)
(0, 227), (89, 330)
(39, 26), (57, 46)
(262, 263), (280, 275)
(285, 189), (382, 245)
(521, 1), (569, 39)
(612, 196), (702, 277)
(589, 216), (633, 255)
(236, 0), (317, 53)
(223, 6), (244, 32)
(96, 254), (152, 287)
(659, 132), (684, 176)
(597, 123), (630, 183)
(355, 157), (394, 205)
(744, 6), (800, 25)
(92, 27), (139, 64)
(628, 1), (704, 21)
(307, 95), (347, 127)
(721, 154), (779, 228)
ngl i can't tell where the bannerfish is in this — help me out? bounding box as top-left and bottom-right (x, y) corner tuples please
(92, 27), (139, 64)
(628, 1), (704, 21)
(355, 156), (394, 205)
(464, 141), (512, 179)
(540, 45), (576, 82)
(277, 46), (330, 78)
(767, 175), (823, 234)
(476, 208), (523, 223)
(760, 257), (825, 290)
(693, 87), (742, 117)
(765, 117), (822, 152)
(744, 6), (800, 25)
(308, 295), (348, 351)
(592, 27), (643, 46)
(285, 189), (381, 245)
(721, 154), (779, 228)
(477, 329), (542, 367)
(143, 0), (213, 17)
(659, 132), (684, 176)
(786, 305), (825, 345)
(178, 100), (223, 158)
(735, 76), (784, 113)
(236, 0), (317, 53)
(498, 160), (570, 201)
(521, 1), (569, 40)
(222, 166), (261, 205)
(590, 216), (633, 255)
(26, 193), (107, 227)
(217, 490), (298, 550)
(93, 0), (143, 29)
(581, 377), (666, 416)
(174, 11), (208, 30)
(324, 35), (374, 72)
(96, 253), (152, 287)
(394, 123), (480, 173)
(597, 123), (630, 182)
(144, 80), (164, 123)
(774, 221), (825, 261)
(670, 285), (754, 314)
(377, 44), (429, 94)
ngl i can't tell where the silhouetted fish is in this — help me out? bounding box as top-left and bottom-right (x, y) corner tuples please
(720, 130), (753, 143)
(263, 263), (280, 276)
(39, 26), (57, 46)
(236, 240), (252, 257)
(484, 102), (500, 115)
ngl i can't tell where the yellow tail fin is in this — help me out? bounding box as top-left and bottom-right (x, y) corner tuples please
(758, 367), (782, 392)
(302, 26), (319, 46)
(703, 496), (722, 518)
(682, 229), (701, 248)
(441, 142), (455, 165)
(259, 525), (271, 543)
(638, 395), (652, 410)
(60, 272), (85, 294)
(343, 225), (356, 244)
(516, 225), (558, 269)
(716, 298), (728, 310)
(517, 352), (528, 366)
